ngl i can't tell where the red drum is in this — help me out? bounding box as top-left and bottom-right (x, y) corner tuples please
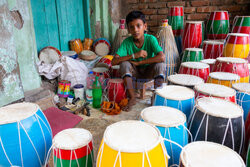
(110, 65), (121, 78)
(212, 57), (249, 83)
(107, 79), (126, 103)
(183, 21), (203, 50)
(179, 62), (210, 81)
(95, 55), (113, 69)
(194, 83), (236, 103)
(93, 67), (110, 78)
(200, 59), (216, 72)
(202, 40), (224, 59)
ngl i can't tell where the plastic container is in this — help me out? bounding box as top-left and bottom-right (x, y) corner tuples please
(92, 76), (102, 108)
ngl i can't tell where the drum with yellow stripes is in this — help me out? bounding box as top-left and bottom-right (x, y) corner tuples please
(96, 120), (168, 167)
(207, 72), (240, 88)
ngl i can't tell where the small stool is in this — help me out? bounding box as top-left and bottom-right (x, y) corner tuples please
(138, 80), (154, 99)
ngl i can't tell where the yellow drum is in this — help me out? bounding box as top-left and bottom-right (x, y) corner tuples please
(207, 72), (240, 88)
(96, 120), (169, 167)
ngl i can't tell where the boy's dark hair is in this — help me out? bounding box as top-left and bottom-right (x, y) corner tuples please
(126, 11), (146, 25)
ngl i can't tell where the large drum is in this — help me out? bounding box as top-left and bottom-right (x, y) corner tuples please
(95, 55), (114, 69)
(93, 38), (111, 56)
(202, 40), (224, 59)
(207, 72), (240, 88)
(154, 85), (195, 119)
(206, 11), (229, 40)
(189, 97), (244, 153)
(0, 103), (52, 167)
(182, 48), (204, 62)
(168, 6), (184, 36)
(213, 57), (249, 83)
(107, 79), (126, 103)
(223, 33), (250, 59)
(194, 83), (236, 103)
(232, 83), (250, 121)
(232, 16), (250, 38)
(180, 141), (245, 167)
(201, 59), (216, 72)
(167, 74), (204, 89)
(93, 67), (110, 78)
(96, 121), (169, 167)
(179, 62), (210, 81)
(183, 21), (203, 49)
(53, 128), (93, 167)
(141, 106), (188, 166)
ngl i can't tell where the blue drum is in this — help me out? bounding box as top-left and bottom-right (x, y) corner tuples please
(232, 83), (250, 121)
(141, 106), (188, 166)
(0, 103), (52, 166)
(154, 85), (195, 120)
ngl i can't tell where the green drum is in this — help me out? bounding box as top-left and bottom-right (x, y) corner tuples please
(232, 16), (250, 37)
(168, 6), (184, 36)
(182, 48), (204, 62)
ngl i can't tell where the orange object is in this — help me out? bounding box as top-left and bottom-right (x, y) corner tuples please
(101, 101), (122, 115)
(83, 38), (94, 50)
(69, 39), (83, 54)
(119, 98), (128, 108)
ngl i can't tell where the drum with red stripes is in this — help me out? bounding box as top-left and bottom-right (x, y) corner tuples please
(179, 62), (210, 81)
(53, 128), (93, 167)
(93, 67), (110, 78)
(95, 55), (114, 69)
(206, 11), (229, 40)
(202, 40), (224, 59)
(168, 6), (184, 36)
(200, 59), (216, 72)
(107, 79), (126, 103)
(232, 16), (250, 38)
(110, 65), (121, 78)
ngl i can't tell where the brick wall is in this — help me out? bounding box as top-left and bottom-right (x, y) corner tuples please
(123, 0), (250, 34)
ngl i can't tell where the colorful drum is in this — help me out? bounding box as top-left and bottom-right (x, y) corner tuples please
(180, 141), (245, 167)
(232, 16), (250, 38)
(213, 57), (249, 83)
(201, 59), (216, 72)
(0, 103), (52, 167)
(62, 51), (78, 59)
(96, 121), (169, 167)
(69, 39), (84, 54)
(53, 128), (93, 167)
(194, 83), (236, 103)
(83, 38), (94, 50)
(182, 48), (203, 62)
(110, 65), (121, 78)
(93, 67), (110, 78)
(58, 80), (71, 98)
(179, 62), (210, 81)
(168, 74), (204, 89)
(207, 72), (240, 88)
(183, 21), (203, 49)
(189, 97), (244, 153)
(168, 6), (184, 36)
(95, 55), (114, 69)
(107, 79), (126, 103)
(141, 106), (188, 166)
(93, 38), (111, 56)
(203, 40), (224, 59)
(206, 11), (229, 40)
(232, 83), (250, 121)
(154, 85), (195, 119)
(39, 46), (62, 64)
(223, 33), (250, 59)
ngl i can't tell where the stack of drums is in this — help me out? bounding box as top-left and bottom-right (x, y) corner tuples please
(189, 97), (244, 153)
(207, 72), (240, 88)
(141, 106), (188, 166)
(182, 48), (204, 62)
(201, 59), (216, 72)
(203, 40), (224, 59)
(206, 11), (229, 40)
(168, 74), (204, 89)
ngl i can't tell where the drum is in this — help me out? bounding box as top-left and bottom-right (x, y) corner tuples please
(93, 67), (110, 78)
(179, 62), (210, 81)
(154, 85), (195, 119)
(207, 72), (240, 88)
(69, 39), (84, 54)
(168, 6), (184, 36)
(62, 51), (78, 59)
(203, 40), (224, 59)
(201, 59), (216, 72)
(213, 57), (249, 83)
(83, 38), (94, 50)
(107, 79), (126, 103)
(53, 128), (93, 167)
(141, 106), (188, 166)
(0, 103), (52, 167)
(232, 83), (250, 121)
(39, 46), (62, 64)
(183, 21), (203, 49)
(206, 11), (229, 40)
(168, 74), (204, 89)
(110, 65), (121, 78)
(232, 16), (250, 38)
(96, 121), (169, 167)
(180, 141), (245, 167)
(189, 97), (244, 153)
(95, 55), (114, 69)
(93, 38), (111, 56)
(175, 35), (182, 54)
(194, 83), (236, 103)
(223, 33), (250, 59)
(182, 48), (204, 62)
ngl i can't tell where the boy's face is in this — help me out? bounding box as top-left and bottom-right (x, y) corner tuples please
(127, 19), (147, 40)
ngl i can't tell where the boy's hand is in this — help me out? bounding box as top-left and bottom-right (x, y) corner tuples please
(134, 50), (147, 59)
(130, 61), (141, 66)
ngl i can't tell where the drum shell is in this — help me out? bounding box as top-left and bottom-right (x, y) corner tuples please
(183, 22), (203, 49)
(182, 49), (203, 62)
(179, 65), (210, 81)
(168, 6), (184, 36)
(110, 66), (121, 78)
(195, 91), (236, 103)
(108, 80), (126, 103)
(93, 68), (110, 78)
(202, 41), (223, 59)
(69, 39), (84, 54)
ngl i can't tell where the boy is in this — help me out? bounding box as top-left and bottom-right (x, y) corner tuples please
(112, 11), (166, 111)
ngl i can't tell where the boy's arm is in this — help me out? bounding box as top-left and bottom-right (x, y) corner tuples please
(130, 51), (165, 66)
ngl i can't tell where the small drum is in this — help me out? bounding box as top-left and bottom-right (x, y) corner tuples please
(39, 46), (62, 64)
(200, 59), (216, 72)
(53, 128), (93, 167)
(154, 85), (195, 119)
(62, 51), (78, 59)
(194, 83), (236, 103)
(107, 79), (126, 103)
(79, 50), (96, 61)
(183, 21), (203, 49)
(202, 40), (224, 59)
(223, 33), (250, 59)
(96, 121), (169, 167)
(206, 11), (229, 39)
(93, 67), (110, 78)
(213, 57), (249, 83)
(0, 103), (52, 167)
(141, 106), (188, 166)
(95, 55), (114, 69)
(110, 65), (121, 78)
(207, 72), (240, 88)
(180, 141), (245, 167)
(83, 38), (94, 50)
(179, 62), (210, 81)
(69, 39), (84, 54)
(232, 83), (250, 121)
(182, 48), (204, 62)
(93, 38), (111, 56)
(168, 74), (204, 89)
(168, 6), (184, 36)
(189, 97), (244, 153)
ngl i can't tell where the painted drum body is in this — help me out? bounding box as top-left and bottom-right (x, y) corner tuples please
(182, 48), (204, 62)
(201, 59), (216, 72)
(202, 40), (224, 59)
(107, 79), (126, 103)
(69, 39), (84, 54)
(183, 21), (203, 49)
(95, 55), (114, 69)
(168, 6), (184, 36)
(207, 72), (240, 88)
(93, 67), (110, 78)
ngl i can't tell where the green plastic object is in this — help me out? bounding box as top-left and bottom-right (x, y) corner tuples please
(92, 76), (102, 108)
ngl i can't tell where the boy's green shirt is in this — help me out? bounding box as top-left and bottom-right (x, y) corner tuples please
(116, 34), (163, 68)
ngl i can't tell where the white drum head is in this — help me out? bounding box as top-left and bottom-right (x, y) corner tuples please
(95, 43), (109, 56)
(216, 57), (247, 64)
(168, 74), (204, 86)
(111, 65), (120, 69)
(232, 83), (250, 93)
(186, 21), (203, 24)
(229, 33), (249, 37)
(93, 67), (109, 73)
(141, 106), (186, 127)
(104, 121), (161, 152)
(185, 48), (203, 52)
(181, 62), (209, 69)
(62, 51), (77, 56)
(39, 48), (60, 64)
(53, 128), (92, 150)
(209, 72), (240, 81)
(0, 102), (39, 125)
(203, 40), (224, 45)
(180, 141), (245, 167)
(201, 59), (216, 65)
